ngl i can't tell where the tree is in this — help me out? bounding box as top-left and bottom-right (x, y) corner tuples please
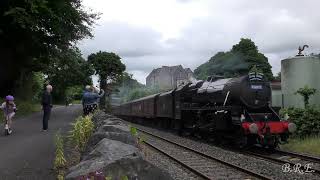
(115, 72), (144, 101)
(194, 38), (273, 80)
(88, 51), (126, 109)
(45, 47), (94, 102)
(274, 72), (281, 81)
(0, 0), (98, 96)
(295, 85), (317, 108)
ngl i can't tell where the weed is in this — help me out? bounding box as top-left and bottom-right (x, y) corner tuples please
(54, 131), (67, 180)
(54, 131), (67, 170)
(69, 115), (94, 151)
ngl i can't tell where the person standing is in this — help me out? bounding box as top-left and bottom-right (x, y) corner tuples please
(82, 86), (104, 116)
(41, 85), (53, 131)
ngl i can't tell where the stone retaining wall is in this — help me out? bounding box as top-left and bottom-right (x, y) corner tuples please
(66, 111), (172, 180)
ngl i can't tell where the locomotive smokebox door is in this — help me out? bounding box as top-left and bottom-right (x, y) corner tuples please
(214, 110), (231, 131)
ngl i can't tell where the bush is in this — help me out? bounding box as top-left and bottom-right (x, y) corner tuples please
(280, 106), (320, 138)
(65, 86), (83, 102)
(69, 115), (94, 151)
(14, 72), (45, 102)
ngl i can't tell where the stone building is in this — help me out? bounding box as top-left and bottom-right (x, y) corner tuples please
(146, 65), (195, 90)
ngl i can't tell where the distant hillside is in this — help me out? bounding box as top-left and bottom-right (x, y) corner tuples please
(194, 38), (273, 80)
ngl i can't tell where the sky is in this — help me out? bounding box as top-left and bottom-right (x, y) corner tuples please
(79, 0), (320, 84)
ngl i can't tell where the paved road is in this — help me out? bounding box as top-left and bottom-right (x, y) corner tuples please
(0, 105), (82, 180)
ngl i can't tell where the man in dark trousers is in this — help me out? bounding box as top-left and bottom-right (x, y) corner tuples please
(41, 84), (53, 131)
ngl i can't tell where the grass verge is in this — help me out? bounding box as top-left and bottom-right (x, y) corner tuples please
(281, 136), (320, 156)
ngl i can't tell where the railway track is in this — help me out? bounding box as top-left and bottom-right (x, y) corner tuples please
(137, 127), (273, 180)
(274, 149), (320, 164)
(243, 148), (320, 175)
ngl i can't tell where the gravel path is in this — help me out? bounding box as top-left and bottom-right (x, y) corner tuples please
(0, 105), (81, 180)
(130, 122), (320, 180)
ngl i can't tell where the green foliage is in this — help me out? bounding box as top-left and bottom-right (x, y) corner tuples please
(57, 172), (65, 180)
(295, 85), (317, 108)
(65, 86), (84, 102)
(46, 47), (94, 102)
(0, 0), (98, 96)
(194, 38), (273, 80)
(105, 177), (112, 180)
(114, 72), (144, 102)
(14, 72), (45, 102)
(69, 115), (94, 151)
(274, 72), (281, 81)
(121, 176), (129, 180)
(88, 51), (126, 109)
(54, 131), (67, 170)
(88, 52), (126, 82)
(280, 106), (320, 138)
(129, 126), (138, 137)
(281, 135), (320, 156)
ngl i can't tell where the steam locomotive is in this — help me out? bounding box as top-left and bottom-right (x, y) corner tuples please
(113, 72), (296, 148)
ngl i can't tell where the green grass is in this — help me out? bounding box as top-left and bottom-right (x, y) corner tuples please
(72, 100), (82, 104)
(281, 136), (320, 156)
(0, 99), (41, 122)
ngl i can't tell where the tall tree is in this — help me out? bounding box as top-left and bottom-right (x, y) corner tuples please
(194, 38), (273, 80)
(45, 47), (94, 102)
(0, 0), (98, 96)
(88, 51), (126, 109)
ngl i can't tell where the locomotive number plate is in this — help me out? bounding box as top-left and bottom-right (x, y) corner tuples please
(251, 85), (262, 89)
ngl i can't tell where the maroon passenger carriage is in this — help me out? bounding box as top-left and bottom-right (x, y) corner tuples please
(113, 72), (296, 148)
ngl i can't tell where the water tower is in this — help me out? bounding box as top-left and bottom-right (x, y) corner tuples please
(281, 45), (320, 108)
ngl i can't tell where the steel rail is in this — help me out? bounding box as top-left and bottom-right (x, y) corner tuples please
(143, 141), (212, 180)
(137, 127), (273, 180)
(244, 151), (320, 175)
(274, 149), (320, 164)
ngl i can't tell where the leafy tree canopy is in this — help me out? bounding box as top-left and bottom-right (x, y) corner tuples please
(88, 51), (126, 109)
(0, 0), (98, 96)
(45, 47), (94, 101)
(194, 38), (273, 80)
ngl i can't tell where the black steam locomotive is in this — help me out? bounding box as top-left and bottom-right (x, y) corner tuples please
(113, 72), (296, 148)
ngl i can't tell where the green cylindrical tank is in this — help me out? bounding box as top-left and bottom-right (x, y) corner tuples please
(281, 56), (320, 108)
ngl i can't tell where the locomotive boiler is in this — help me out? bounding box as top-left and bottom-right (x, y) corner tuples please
(113, 72), (296, 148)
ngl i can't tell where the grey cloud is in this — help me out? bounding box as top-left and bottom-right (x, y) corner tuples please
(80, 0), (320, 84)
(79, 22), (165, 58)
(167, 0), (320, 72)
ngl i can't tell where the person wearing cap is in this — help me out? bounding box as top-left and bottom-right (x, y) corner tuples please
(41, 84), (53, 131)
(0, 95), (17, 135)
(82, 85), (104, 116)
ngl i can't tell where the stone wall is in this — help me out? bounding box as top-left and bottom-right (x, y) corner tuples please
(66, 111), (173, 180)
(146, 65), (195, 90)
